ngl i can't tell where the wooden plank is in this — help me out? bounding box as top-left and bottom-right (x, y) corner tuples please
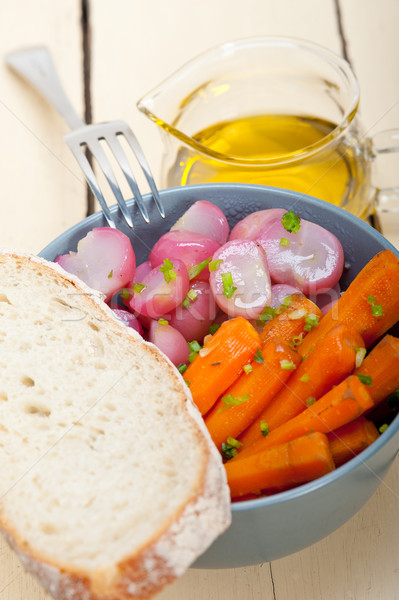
(269, 4), (399, 599)
(0, 0), (86, 253)
(270, 466), (399, 600)
(339, 0), (399, 249)
(90, 3), (342, 600)
(90, 0), (341, 196)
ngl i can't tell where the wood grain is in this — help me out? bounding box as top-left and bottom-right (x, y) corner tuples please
(0, 0), (86, 253)
(0, 1), (398, 599)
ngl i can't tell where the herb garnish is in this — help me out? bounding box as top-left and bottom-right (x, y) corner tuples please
(281, 210), (301, 234)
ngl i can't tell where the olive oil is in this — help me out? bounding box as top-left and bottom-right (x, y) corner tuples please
(166, 115), (372, 218)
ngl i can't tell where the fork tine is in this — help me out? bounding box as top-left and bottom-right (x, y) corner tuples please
(115, 121), (166, 219)
(104, 131), (150, 224)
(64, 134), (117, 229)
(79, 135), (134, 229)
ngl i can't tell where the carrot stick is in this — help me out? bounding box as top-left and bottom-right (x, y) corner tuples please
(298, 249), (399, 357)
(204, 337), (301, 450)
(233, 375), (374, 462)
(225, 432), (335, 498)
(327, 416), (379, 467)
(239, 324), (365, 448)
(259, 293), (323, 347)
(355, 334), (399, 405)
(183, 317), (261, 415)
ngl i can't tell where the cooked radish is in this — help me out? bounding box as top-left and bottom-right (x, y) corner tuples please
(55, 227), (136, 303)
(259, 217), (344, 295)
(129, 259), (189, 319)
(270, 284), (303, 309)
(112, 308), (143, 336)
(229, 209), (285, 241)
(149, 230), (220, 282)
(148, 320), (190, 366)
(209, 240), (272, 319)
(171, 200), (229, 245)
(312, 283), (341, 315)
(133, 260), (152, 283)
(167, 281), (218, 342)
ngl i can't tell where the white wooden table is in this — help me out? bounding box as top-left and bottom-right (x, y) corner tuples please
(0, 1), (398, 599)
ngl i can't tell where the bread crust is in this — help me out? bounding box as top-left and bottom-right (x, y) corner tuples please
(0, 250), (231, 600)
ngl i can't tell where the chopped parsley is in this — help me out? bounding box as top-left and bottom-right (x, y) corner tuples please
(133, 282), (146, 294)
(367, 295), (383, 317)
(209, 259), (224, 272)
(188, 339), (202, 363)
(358, 373), (373, 386)
(182, 288), (198, 308)
(209, 323), (221, 335)
(304, 313), (320, 332)
(281, 210), (301, 234)
(158, 318), (168, 326)
(260, 420), (269, 437)
(221, 271), (237, 299)
(256, 306), (277, 326)
(253, 349), (264, 364)
(221, 436), (242, 460)
(220, 393), (250, 410)
(280, 237), (290, 247)
(379, 423), (389, 434)
(188, 257), (211, 280)
(107, 269), (113, 279)
(177, 363), (188, 374)
(188, 340), (202, 353)
(290, 333), (304, 348)
(371, 303), (383, 317)
(299, 373), (310, 383)
(159, 259), (177, 283)
(280, 359), (297, 370)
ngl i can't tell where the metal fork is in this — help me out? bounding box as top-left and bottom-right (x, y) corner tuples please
(5, 46), (165, 229)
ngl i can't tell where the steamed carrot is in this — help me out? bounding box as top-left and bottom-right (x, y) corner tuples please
(183, 317), (261, 415)
(204, 337), (301, 449)
(327, 416), (379, 467)
(225, 432), (335, 498)
(233, 375), (374, 462)
(298, 249), (399, 357)
(239, 324), (365, 448)
(355, 334), (399, 405)
(259, 293), (323, 347)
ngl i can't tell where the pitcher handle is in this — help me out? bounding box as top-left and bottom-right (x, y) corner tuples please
(372, 129), (399, 215)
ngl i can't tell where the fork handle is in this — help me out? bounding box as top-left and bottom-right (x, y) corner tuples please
(6, 46), (85, 131)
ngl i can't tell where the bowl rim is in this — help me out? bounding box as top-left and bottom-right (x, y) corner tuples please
(39, 182), (399, 512)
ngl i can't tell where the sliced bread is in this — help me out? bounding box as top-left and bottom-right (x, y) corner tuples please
(0, 250), (231, 600)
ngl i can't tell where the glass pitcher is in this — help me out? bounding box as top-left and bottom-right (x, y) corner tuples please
(137, 36), (398, 220)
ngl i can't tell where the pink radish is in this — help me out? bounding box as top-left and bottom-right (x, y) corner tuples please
(112, 308), (143, 336)
(148, 320), (189, 366)
(259, 217), (344, 295)
(55, 227), (135, 303)
(167, 281), (218, 342)
(171, 200), (229, 245)
(133, 260), (152, 283)
(229, 209), (285, 241)
(209, 240), (272, 319)
(129, 259), (189, 319)
(149, 230), (220, 282)
(270, 284), (303, 309)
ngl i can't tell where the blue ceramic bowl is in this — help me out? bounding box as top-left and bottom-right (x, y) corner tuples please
(40, 183), (399, 569)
